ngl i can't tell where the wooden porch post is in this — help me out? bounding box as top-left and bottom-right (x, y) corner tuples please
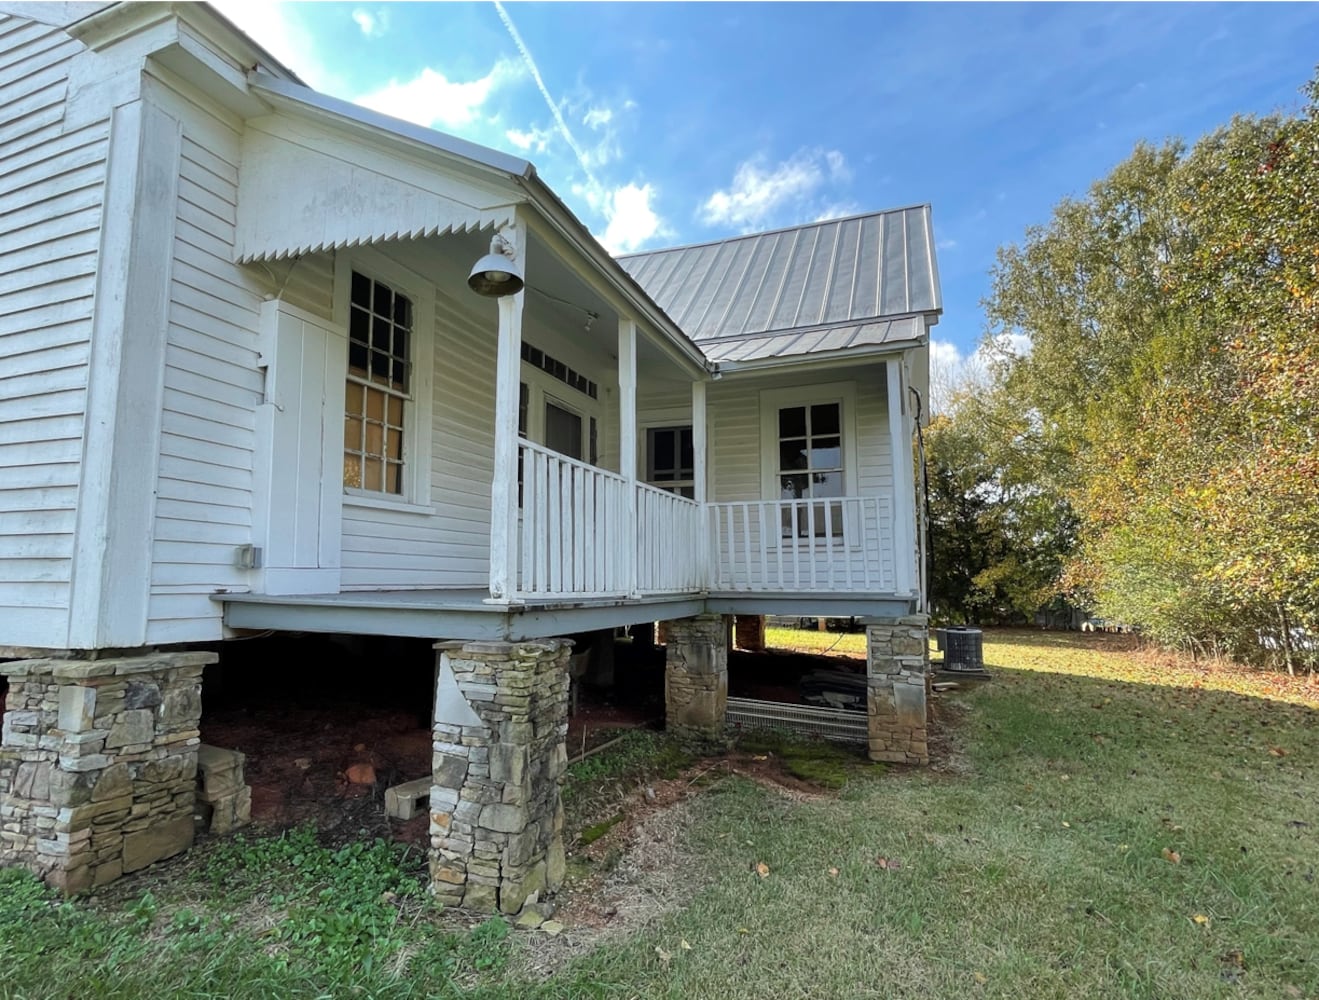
(692, 379), (709, 587)
(886, 355), (916, 596)
(488, 227), (525, 603)
(619, 317), (639, 597)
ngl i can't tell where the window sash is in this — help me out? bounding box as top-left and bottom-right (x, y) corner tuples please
(775, 402), (844, 536)
(344, 270), (413, 496)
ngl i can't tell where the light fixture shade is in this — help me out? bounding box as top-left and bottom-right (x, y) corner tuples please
(467, 250), (525, 297)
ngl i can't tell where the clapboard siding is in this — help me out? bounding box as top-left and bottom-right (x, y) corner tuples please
(0, 15), (100, 646)
(146, 116), (264, 642)
(341, 276), (499, 590)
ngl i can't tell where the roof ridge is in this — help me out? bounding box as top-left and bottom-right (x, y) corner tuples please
(616, 203), (932, 260)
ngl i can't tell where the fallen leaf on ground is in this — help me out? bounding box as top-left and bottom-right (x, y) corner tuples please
(828, 867), (840, 877)
(973, 971), (988, 984)
(1268, 746), (1287, 757)
(1162, 848), (1182, 864)
(876, 857), (902, 870)
(680, 939), (692, 951)
(1192, 913), (1210, 926)
(754, 862), (770, 878)
(751, 754), (769, 761)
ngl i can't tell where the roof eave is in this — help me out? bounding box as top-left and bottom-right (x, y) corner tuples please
(245, 74), (710, 377)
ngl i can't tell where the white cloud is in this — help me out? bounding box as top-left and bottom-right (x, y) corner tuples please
(813, 201), (861, 223)
(701, 148), (849, 231)
(351, 8), (387, 38)
(601, 183), (665, 254)
(928, 334), (1032, 414)
(505, 125), (553, 153)
(583, 107), (613, 129)
(355, 61), (521, 130)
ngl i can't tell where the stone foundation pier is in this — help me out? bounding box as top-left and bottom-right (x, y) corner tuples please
(734, 615), (766, 652)
(865, 615), (929, 764)
(664, 614), (729, 743)
(0, 651), (214, 892)
(428, 639), (571, 914)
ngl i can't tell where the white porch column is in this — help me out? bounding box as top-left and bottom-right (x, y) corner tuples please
(488, 228), (526, 603)
(691, 380), (707, 502)
(886, 356), (917, 596)
(619, 318), (639, 597)
(692, 379), (710, 588)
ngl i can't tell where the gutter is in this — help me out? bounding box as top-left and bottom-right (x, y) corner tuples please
(711, 337), (928, 377)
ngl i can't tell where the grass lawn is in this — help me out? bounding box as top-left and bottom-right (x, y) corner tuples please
(2, 630), (1315, 999)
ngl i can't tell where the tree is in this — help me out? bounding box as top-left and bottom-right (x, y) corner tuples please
(973, 72), (1319, 670)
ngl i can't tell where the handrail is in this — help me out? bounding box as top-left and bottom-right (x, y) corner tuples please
(513, 439), (894, 600)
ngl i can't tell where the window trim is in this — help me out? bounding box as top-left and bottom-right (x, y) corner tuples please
(333, 248), (434, 507)
(645, 424), (695, 498)
(640, 405), (710, 499)
(759, 382), (859, 543)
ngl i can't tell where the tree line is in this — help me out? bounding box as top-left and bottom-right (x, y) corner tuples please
(926, 73), (1318, 673)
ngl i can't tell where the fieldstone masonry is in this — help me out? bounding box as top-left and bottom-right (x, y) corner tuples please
(195, 744), (251, 835)
(0, 652), (215, 892)
(865, 615), (930, 764)
(664, 614), (729, 742)
(429, 639), (571, 914)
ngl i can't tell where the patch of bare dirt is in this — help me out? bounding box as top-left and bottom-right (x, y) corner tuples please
(513, 789), (705, 977)
(201, 705), (433, 848)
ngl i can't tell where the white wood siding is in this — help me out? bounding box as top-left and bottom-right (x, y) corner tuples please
(0, 15), (103, 647)
(148, 105), (261, 643)
(341, 271), (500, 590)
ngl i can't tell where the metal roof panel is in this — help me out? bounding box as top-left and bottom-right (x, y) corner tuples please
(618, 204), (941, 359)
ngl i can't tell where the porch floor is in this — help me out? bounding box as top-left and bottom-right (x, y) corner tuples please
(217, 588), (914, 640)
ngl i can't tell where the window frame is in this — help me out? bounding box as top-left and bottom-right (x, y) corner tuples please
(519, 361), (602, 465)
(333, 248), (434, 510)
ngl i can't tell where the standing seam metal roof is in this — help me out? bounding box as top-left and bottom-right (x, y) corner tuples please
(618, 206), (941, 355)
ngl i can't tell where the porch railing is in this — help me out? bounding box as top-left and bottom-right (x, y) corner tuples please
(708, 496), (892, 593)
(517, 440), (630, 599)
(636, 483), (705, 594)
(515, 441), (895, 600)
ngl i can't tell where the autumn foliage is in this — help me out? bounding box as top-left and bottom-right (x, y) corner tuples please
(943, 73), (1319, 671)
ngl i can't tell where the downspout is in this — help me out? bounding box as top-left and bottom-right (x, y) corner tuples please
(909, 384), (930, 615)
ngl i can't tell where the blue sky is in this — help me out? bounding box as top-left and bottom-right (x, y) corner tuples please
(214, 1), (1319, 378)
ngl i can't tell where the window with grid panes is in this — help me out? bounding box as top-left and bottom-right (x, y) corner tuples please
(647, 426), (695, 498)
(776, 402), (844, 537)
(344, 271), (412, 495)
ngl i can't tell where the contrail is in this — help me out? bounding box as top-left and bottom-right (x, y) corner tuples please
(492, 0), (600, 191)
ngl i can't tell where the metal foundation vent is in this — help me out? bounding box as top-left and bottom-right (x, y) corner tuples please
(725, 697), (868, 745)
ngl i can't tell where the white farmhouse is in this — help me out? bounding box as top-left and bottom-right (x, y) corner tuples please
(0, 3), (940, 908)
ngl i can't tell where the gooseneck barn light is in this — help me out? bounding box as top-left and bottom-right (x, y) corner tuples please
(467, 232), (525, 297)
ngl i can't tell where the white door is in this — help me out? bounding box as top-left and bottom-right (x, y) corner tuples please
(250, 301), (344, 594)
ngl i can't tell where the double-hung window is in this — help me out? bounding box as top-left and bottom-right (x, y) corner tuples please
(344, 271), (412, 495)
(761, 383), (857, 540)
